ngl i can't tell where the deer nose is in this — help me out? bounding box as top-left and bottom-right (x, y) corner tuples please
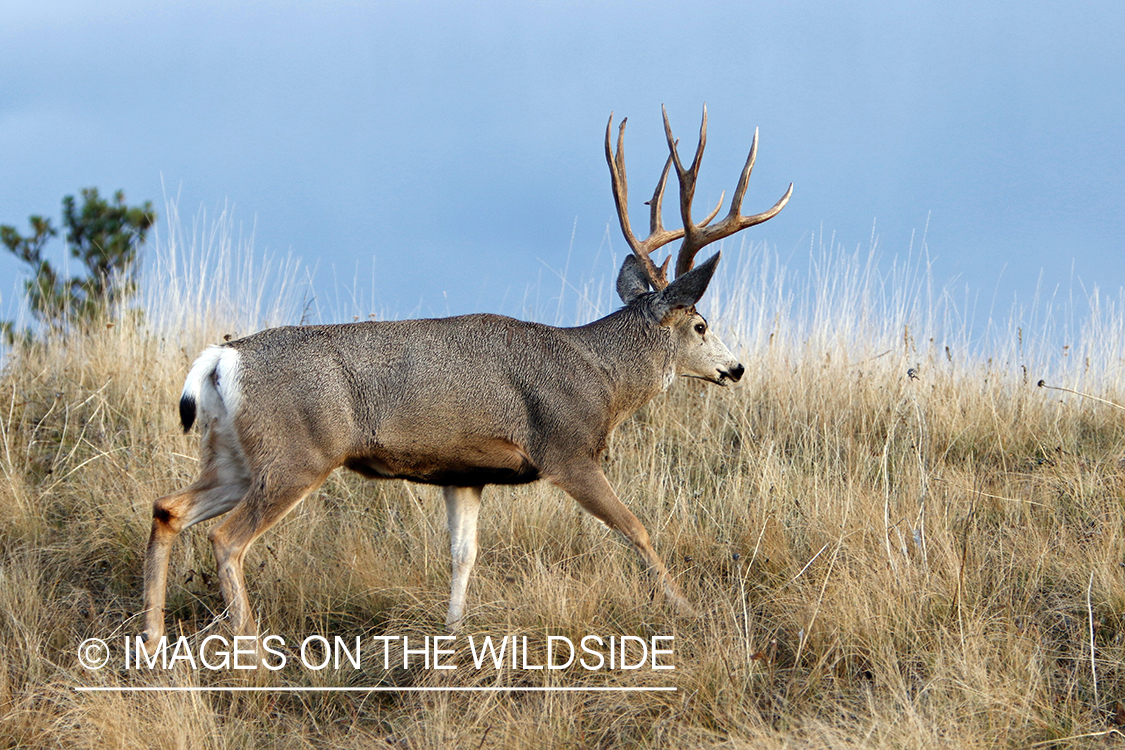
(727, 363), (745, 382)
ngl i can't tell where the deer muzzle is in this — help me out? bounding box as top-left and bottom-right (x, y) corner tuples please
(721, 363), (745, 384)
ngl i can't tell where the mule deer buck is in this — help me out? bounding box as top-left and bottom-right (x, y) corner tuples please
(139, 106), (791, 649)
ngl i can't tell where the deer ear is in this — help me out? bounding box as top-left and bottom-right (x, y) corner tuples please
(616, 254), (652, 304)
(652, 252), (720, 319)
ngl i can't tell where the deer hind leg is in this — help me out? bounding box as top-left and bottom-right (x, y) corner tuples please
(443, 485), (483, 630)
(141, 431), (250, 648)
(551, 462), (695, 615)
(207, 471), (326, 638)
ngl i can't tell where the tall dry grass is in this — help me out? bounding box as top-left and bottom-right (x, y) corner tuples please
(2, 211), (1124, 748)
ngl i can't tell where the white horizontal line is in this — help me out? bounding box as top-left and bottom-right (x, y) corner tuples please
(75, 686), (676, 693)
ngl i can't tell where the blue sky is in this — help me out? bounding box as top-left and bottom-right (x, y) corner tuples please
(2, 1), (1123, 323)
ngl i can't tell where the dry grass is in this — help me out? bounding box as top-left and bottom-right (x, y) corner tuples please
(2, 223), (1125, 748)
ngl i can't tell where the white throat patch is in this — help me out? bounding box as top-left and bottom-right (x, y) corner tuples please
(662, 367), (677, 390)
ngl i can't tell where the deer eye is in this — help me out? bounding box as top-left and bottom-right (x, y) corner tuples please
(694, 322), (706, 335)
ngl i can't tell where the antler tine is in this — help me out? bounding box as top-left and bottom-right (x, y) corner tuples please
(729, 127), (760, 218)
(662, 105), (694, 227)
(645, 152), (677, 282)
(722, 128), (794, 233)
(646, 151), (673, 238)
(606, 113), (685, 289)
(605, 115), (634, 242)
(663, 104), (715, 278)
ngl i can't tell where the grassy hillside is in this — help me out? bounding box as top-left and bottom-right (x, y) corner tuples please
(2, 223), (1124, 748)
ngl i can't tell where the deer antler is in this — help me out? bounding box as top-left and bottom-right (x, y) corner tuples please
(663, 104), (793, 279)
(607, 107), (792, 289)
(605, 113), (685, 289)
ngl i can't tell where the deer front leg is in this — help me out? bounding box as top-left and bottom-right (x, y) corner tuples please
(551, 462), (694, 615)
(443, 485), (483, 630)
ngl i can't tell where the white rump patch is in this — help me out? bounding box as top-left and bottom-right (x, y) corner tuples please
(182, 345), (243, 425)
(213, 347), (243, 419)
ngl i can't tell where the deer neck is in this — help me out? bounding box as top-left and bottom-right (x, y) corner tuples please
(569, 306), (675, 420)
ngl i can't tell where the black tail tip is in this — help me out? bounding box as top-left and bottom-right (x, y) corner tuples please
(179, 394), (196, 433)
